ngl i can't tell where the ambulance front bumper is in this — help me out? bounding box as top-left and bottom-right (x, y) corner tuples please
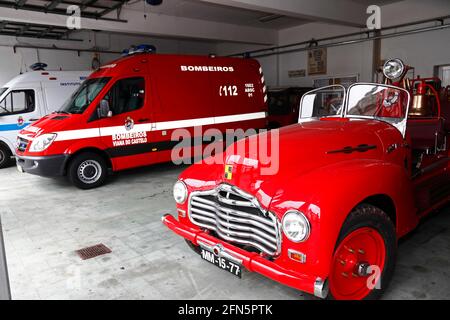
(16, 154), (69, 177)
(162, 214), (329, 299)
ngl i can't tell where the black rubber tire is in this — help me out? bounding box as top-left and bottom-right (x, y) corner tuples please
(328, 204), (397, 300)
(185, 240), (202, 255)
(67, 152), (108, 189)
(0, 144), (12, 169)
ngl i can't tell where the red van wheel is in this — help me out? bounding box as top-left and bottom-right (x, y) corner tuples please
(329, 204), (396, 300)
(68, 152), (108, 189)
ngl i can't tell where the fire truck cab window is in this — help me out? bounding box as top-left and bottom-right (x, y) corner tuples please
(104, 77), (145, 115)
(0, 89), (35, 116)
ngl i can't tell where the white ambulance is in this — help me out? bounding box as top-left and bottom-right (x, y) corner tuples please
(0, 71), (90, 168)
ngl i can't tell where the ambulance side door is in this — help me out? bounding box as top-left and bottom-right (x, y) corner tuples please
(0, 86), (41, 149)
(96, 74), (153, 170)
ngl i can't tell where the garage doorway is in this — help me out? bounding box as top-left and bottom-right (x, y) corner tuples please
(434, 65), (450, 87)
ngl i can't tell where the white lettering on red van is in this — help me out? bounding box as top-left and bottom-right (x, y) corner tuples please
(180, 65), (234, 72)
(112, 131), (148, 146)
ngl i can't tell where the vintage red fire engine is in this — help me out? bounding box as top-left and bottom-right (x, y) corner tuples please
(163, 59), (450, 299)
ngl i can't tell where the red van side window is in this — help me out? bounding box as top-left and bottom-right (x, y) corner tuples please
(104, 77), (145, 115)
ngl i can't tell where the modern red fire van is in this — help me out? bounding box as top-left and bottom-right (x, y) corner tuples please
(16, 52), (268, 189)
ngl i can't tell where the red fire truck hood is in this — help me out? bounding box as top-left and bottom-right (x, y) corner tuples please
(19, 113), (78, 138)
(183, 118), (397, 210)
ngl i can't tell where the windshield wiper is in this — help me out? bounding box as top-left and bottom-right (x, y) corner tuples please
(54, 110), (71, 114)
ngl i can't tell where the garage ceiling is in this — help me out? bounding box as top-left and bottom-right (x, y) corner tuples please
(0, 0), (423, 45)
(0, 20), (77, 40)
(0, 0), (127, 20)
(0, 0), (128, 41)
(134, 0), (310, 30)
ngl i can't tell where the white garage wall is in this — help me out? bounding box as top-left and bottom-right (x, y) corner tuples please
(214, 0), (450, 88)
(216, 23), (373, 88)
(381, 28), (450, 78)
(218, 21), (450, 88)
(215, 42), (279, 86)
(0, 31), (217, 87)
(380, 0), (450, 78)
(277, 23), (373, 88)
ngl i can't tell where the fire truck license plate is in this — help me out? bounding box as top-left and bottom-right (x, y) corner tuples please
(200, 249), (242, 278)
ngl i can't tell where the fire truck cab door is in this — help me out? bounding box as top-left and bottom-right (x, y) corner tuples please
(97, 75), (153, 170)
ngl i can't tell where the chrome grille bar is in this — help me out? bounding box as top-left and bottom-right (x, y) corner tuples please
(188, 184), (281, 256)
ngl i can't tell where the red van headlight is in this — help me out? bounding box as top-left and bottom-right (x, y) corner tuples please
(29, 133), (57, 152)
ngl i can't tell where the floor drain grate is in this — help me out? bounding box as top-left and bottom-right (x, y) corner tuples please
(76, 243), (112, 260)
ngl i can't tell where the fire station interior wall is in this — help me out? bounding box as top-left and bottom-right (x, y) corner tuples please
(381, 28), (450, 81)
(0, 32), (216, 87)
(222, 23), (450, 89)
(215, 0), (450, 89)
(216, 23), (374, 88)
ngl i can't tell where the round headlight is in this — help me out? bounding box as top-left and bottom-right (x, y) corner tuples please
(383, 58), (405, 80)
(282, 211), (311, 242)
(173, 180), (188, 204)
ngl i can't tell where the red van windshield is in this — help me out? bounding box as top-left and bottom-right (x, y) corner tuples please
(59, 77), (110, 114)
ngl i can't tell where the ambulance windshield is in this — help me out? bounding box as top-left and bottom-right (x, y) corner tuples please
(59, 77), (110, 114)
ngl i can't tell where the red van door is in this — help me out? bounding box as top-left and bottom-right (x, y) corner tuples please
(96, 75), (154, 171)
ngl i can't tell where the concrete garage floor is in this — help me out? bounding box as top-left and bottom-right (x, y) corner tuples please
(0, 163), (449, 300)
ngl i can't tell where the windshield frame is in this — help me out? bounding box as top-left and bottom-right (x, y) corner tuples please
(59, 77), (111, 115)
(298, 84), (346, 122)
(344, 82), (411, 137)
(0, 87), (8, 99)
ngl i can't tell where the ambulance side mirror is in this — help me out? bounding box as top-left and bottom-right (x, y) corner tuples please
(98, 100), (112, 118)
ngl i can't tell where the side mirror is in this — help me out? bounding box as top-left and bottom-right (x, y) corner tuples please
(98, 100), (112, 118)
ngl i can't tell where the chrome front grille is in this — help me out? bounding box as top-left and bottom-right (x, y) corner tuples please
(188, 184), (281, 256)
(17, 137), (29, 152)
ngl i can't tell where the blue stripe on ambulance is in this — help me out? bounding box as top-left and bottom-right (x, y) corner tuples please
(0, 123), (31, 131)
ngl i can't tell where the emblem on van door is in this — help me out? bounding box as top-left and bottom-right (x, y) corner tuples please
(17, 116), (24, 126)
(125, 117), (134, 131)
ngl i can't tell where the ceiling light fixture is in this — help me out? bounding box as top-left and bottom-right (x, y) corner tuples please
(258, 14), (284, 23)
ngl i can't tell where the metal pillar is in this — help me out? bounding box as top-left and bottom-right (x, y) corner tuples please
(0, 215), (11, 300)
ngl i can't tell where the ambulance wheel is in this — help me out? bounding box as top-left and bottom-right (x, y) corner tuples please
(68, 152), (107, 189)
(328, 204), (396, 300)
(0, 144), (12, 169)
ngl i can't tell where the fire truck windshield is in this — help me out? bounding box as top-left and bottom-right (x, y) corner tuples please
(345, 83), (410, 136)
(0, 88), (7, 98)
(299, 85), (345, 119)
(59, 77), (110, 114)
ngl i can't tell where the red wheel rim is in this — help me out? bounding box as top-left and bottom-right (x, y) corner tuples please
(330, 227), (386, 300)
